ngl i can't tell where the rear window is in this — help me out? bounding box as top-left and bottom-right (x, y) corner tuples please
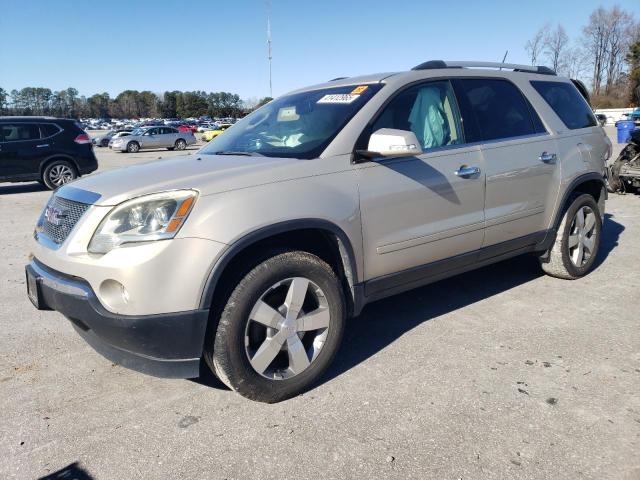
(530, 81), (597, 130)
(40, 123), (61, 138)
(0, 123), (41, 142)
(452, 79), (543, 143)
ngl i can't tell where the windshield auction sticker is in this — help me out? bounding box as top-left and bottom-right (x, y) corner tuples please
(351, 85), (368, 94)
(317, 94), (360, 104)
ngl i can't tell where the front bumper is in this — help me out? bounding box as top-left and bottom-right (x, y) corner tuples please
(26, 259), (209, 378)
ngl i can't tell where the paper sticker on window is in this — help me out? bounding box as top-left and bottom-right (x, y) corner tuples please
(351, 85), (368, 95)
(317, 94), (359, 104)
(277, 106), (300, 121)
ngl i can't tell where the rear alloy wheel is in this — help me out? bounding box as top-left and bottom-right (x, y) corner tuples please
(205, 251), (345, 403)
(540, 193), (602, 279)
(175, 139), (187, 150)
(42, 161), (77, 190)
(126, 141), (140, 153)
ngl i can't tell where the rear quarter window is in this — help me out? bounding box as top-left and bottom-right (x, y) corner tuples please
(40, 123), (61, 138)
(530, 81), (597, 130)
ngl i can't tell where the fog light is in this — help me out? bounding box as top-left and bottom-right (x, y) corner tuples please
(99, 279), (130, 310)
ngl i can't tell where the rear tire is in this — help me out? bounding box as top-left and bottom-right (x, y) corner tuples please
(175, 139), (187, 150)
(204, 251), (346, 403)
(540, 194), (602, 279)
(42, 160), (77, 190)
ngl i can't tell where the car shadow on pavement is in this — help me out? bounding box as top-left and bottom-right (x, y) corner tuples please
(0, 182), (47, 195)
(592, 213), (624, 270)
(38, 462), (94, 480)
(319, 213), (625, 388)
(191, 214), (624, 395)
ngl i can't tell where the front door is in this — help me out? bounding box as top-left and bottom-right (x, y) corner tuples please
(0, 123), (44, 180)
(356, 80), (486, 288)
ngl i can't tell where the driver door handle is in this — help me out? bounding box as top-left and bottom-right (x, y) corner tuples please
(455, 165), (481, 178)
(539, 152), (557, 164)
(36, 144), (50, 148)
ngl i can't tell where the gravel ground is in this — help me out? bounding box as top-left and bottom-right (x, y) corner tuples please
(0, 128), (638, 480)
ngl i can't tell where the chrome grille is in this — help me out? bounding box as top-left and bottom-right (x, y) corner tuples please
(38, 196), (90, 245)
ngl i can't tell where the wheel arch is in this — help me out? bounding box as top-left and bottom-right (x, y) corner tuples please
(199, 219), (363, 318)
(542, 172), (606, 251)
(39, 155), (80, 177)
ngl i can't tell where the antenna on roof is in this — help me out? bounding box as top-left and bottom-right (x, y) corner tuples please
(266, 0), (273, 98)
(500, 51), (509, 70)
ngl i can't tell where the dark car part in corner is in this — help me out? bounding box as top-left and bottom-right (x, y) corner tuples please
(607, 129), (640, 193)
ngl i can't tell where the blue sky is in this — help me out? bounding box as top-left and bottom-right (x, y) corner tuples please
(0, 0), (638, 100)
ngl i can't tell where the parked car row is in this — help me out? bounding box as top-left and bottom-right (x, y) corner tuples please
(109, 126), (197, 153)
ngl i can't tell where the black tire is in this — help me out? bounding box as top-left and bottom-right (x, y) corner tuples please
(42, 160), (77, 190)
(540, 193), (602, 279)
(101, 139), (109, 147)
(126, 141), (140, 153)
(204, 251), (346, 403)
(175, 139), (187, 150)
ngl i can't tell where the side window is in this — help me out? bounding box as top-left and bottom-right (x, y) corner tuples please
(371, 80), (464, 150)
(530, 81), (597, 130)
(453, 79), (538, 142)
(40, 124), (61, 138)
(0, 123), (41, 142)
(167, 127), (177, 134)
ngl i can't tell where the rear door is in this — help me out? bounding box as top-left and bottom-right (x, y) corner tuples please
(452, 78), (559, 250)
(0, 123), (45, 180)
(164, 127), (180, 146)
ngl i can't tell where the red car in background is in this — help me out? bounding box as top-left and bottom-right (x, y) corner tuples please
(177, 124), (198, 134)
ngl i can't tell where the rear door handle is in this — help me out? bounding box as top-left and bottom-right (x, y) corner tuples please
(539, 152), (557, 164)
(455, 165), (481, 178)
(36, 144), (49, 148)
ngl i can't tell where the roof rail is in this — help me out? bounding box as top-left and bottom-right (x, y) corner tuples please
(411, 60), (556, 76)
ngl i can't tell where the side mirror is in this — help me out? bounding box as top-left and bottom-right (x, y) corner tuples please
(355, 128), (422, 162)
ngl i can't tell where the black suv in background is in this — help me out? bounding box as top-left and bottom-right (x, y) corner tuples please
(0, 117), (98, 189)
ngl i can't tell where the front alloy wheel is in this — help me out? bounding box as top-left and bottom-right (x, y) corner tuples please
(245, 277), (331, 380)
(205, 251), (346, 403)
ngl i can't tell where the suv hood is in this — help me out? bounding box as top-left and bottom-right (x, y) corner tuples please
(63, 154), (303, 206)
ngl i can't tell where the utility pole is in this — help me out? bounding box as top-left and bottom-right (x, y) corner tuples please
(266, 0), (273, 98)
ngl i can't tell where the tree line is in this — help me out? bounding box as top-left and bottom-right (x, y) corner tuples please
(525, 5), (640, 108)
(0, 87), (272, 119)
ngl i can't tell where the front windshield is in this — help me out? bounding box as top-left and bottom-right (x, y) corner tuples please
(200, 84), (382, 159)
(131, 128), (145, 136)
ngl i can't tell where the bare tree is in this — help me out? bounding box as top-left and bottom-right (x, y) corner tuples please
(583, 7), (611, 95)
(525, 26), (547, 65)
(544, 24), (569, 72)
(604, 7), (635, 94)
(559, 46), (588, 79)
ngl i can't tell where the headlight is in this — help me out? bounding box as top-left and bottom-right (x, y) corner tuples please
(88, 190), (197, 254)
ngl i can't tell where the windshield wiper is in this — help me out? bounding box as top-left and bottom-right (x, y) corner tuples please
(213, 150), (264, 157)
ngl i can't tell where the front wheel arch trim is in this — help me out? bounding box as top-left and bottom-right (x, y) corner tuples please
(198, 219), (361, 313)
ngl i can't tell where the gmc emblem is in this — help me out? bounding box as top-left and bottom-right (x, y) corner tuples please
(44, 206), (68, 226)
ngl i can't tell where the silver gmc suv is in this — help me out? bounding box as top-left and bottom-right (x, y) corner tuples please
(26, 61), (611, 402)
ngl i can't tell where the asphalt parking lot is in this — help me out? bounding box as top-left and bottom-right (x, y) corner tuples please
(0, 128), (639, 480)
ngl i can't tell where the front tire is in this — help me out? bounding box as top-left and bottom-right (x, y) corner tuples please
(42, 160), (77, 190)
(205, 251), (346, 403)
(126, 141), (140, 153)
(540, 193), (602, 279)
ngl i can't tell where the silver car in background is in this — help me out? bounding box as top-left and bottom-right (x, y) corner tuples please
(110, 126), (196, 153)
